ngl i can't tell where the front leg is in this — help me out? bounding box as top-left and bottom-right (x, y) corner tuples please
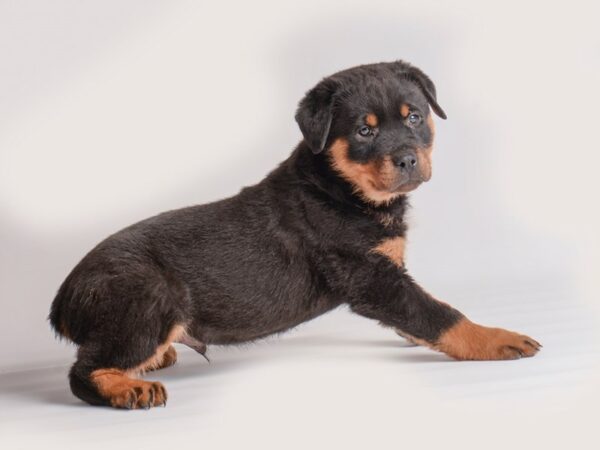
(349, 261), (541, 360)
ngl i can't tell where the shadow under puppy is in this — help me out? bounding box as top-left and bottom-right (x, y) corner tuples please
(49, 61), (541, 409)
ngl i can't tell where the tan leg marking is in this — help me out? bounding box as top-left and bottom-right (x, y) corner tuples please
(90, 369), (168, 409)
(372, 236), (405, 267)
(396, 312), (542, 361)
(131, 325), (186, 375)
(435, 318), (541, 360)
(396, 318), (541, 361)
(145, 345), (178, 372)
(399, 318), (542, 360)
(89, 325), (186, 409)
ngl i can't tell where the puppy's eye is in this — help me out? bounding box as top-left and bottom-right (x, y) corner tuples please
(407, 113), (422, 126)
(358, 125), (373, 137)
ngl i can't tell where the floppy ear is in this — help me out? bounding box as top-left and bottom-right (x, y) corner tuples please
(295, 78), (339, 154)
(407, 67), (447, 120)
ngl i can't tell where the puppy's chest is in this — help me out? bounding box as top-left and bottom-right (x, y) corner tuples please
(372, 210), (406, 231)
(369, 212), (407, 267)
(333, 210), (407, 261)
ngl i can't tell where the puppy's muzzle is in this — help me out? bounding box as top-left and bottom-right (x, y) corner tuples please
(389, 149), (431, 191)
(392, 153), (418, 172)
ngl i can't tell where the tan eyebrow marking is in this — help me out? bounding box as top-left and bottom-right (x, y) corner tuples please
(365, 113), (378, 127)
(400, 103), (410, 118)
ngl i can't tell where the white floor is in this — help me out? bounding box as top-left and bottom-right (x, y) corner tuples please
(2, 282), (599, 450)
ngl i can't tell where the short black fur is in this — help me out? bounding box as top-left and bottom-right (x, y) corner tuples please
(50, 60), (509, 408)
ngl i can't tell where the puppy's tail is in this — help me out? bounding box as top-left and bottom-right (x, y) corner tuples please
(48, 276), (83, 346)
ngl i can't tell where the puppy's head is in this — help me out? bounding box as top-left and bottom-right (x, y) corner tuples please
(295, 61), (446, 204)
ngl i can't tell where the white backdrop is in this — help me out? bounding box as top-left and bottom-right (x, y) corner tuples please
(1, 0), (597, 367)
(1, 1), (599, 447)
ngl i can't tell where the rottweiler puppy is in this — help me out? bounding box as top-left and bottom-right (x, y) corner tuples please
(49, 60), (541, 409)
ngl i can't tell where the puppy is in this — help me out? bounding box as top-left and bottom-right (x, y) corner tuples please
(49, 61), (540, 409)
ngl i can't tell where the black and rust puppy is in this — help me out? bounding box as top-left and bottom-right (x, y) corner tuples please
(49, 60), (540, 409)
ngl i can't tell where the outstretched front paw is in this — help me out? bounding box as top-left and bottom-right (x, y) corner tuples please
(436, 318), (542, 361)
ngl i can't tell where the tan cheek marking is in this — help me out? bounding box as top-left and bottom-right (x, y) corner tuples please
(427, 113), (435, 138)
(400, 103), (410, 118)
(371, 236), (405, 268)
(329, 138), (402, 205)
(329, 138), (375, 187)
(414, 114), (435, 181)
(416, 146), (433, 182)
(365, 113), (378, 127)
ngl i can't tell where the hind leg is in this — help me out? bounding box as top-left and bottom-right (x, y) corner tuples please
(145, 345), (178, 372)
(70, 325), (185, 409)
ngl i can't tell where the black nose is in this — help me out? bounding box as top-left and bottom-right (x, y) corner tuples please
(392, 153), (417, 170)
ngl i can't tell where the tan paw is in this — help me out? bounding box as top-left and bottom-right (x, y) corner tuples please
(91, 369), (168, 409)
(437, 319), (542, 361)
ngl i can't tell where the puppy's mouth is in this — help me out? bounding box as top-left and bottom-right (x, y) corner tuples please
(371, 175), (426, 196)
(391, 179), (423, 194)
(375, 155), (432, 195)
(387, 172), (430, 194)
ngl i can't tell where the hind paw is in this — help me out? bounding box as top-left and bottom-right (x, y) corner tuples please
(90, 369), (168, 409)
